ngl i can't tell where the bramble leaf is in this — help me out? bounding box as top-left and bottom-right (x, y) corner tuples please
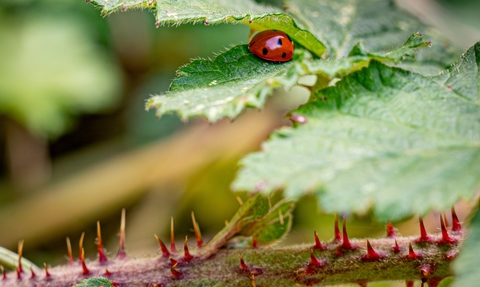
(147, 33), (430, 121)
(0, 245), (39, 274)
(240, 199), (295, 244)
(74, 277), (115, 287)
(90, 0), (325, 57)
(453, 207), (480, 287)
(287, 0), (460, 74)
(146, 45), (292, 121)
(232, 42), (480, 221)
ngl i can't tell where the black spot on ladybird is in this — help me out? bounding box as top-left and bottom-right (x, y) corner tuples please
(262, 48), (268, 55)
(282, 52), (287, 58)
(278, 38), (282, 46)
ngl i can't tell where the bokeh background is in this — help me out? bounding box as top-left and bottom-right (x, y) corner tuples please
(0, 0), (479, 285)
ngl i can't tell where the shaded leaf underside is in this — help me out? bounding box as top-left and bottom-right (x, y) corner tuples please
(233, 42), (480, 221)
(90, 0), (325, 57)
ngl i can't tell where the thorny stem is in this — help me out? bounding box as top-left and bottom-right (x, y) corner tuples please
(0, 204), (466, 287)
(0, 232), (463, 287)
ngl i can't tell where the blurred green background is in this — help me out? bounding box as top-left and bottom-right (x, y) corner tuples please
(0, 1), (478, 286)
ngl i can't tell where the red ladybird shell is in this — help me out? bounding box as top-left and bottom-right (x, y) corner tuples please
(248, 30), (294, 62)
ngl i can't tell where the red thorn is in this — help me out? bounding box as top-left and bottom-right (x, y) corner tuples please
(117, 208), (127, 259)
(445, 250), (457, 260)
(340, 218), (357, 250)
(333, 215), (341, 243)
(204, 20), (209, 25)
(1, 266), (6, 280)
(17, 240), (24, 274)
(238, 254), (248, 271)
(121, 4), (127, 11)
(170, 217), (177, 253)
(43, 263), (51, 278)
(97, 221), (108, 263)
(442, 213), (449, 228)
(416, 218), (432, 243)
(309, 249), (326, 267)
(85, 0), (91, 2)
(101, 12), (106, 17)
(154, 234), (170, 258)
(155, 21), (160, 28)
(250, 275), (257, 287)
(290, 113), (308, 124)
(105, 268), (112, 276)
(438, 215), (458, 244)
(169, 257), (178, 266)
(451, 207), (462, 232)
(183, 236), (194, 262)
(392, 239), (401, 253)
(79, 232), (85, 263)
(80, 248), (89, 275)
(313, 231), (327, 250)
(170, 263), (181, 278)
(386, 222), (396, 238)
(406, 280), (414, 287)
(30, 266), (36, 278)
(66, 237), (74, 265)
(362, 240), (385, 261)
(16, 266), (21, 280)
(252, 235), (258, 249)
(191, 212), (203, 247)
(426, 277), (443, 287)
(419, 264), (432, 277)
(406, 243), (423, 260)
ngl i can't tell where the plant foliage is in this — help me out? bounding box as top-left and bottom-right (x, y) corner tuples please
(87, 0), (480, 285)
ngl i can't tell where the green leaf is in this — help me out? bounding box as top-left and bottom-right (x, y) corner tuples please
(74, 277), (115, 287)
(310, 32), (430, 82)
(147, 45), (292, 121)
(0, 245), (39, 273)
(286, 0), (460, 74)
(0, 13), (121, 138)
(147, 34), (430, 121)
(203, 193), (270, 251)
(232, 42), (480, 221)
(240, 199), (295, 244)
(91, 0), (326, 57)
(203, 194), (295, 250)
(453, 207), (479, 287)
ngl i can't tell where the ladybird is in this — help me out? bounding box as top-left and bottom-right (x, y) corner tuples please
(248, 30), (294, 62)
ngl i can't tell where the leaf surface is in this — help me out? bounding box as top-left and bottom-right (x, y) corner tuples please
(286, 0), (460, 74)
(453, 208), (479, 287)
(147, 34), (430, 121)
(233, 42), (480, 221)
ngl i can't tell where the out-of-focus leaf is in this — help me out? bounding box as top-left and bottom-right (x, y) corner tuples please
(0, 13), (121, 137)
(453, 207), (480, 287)
(0, 245), (39, 273)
